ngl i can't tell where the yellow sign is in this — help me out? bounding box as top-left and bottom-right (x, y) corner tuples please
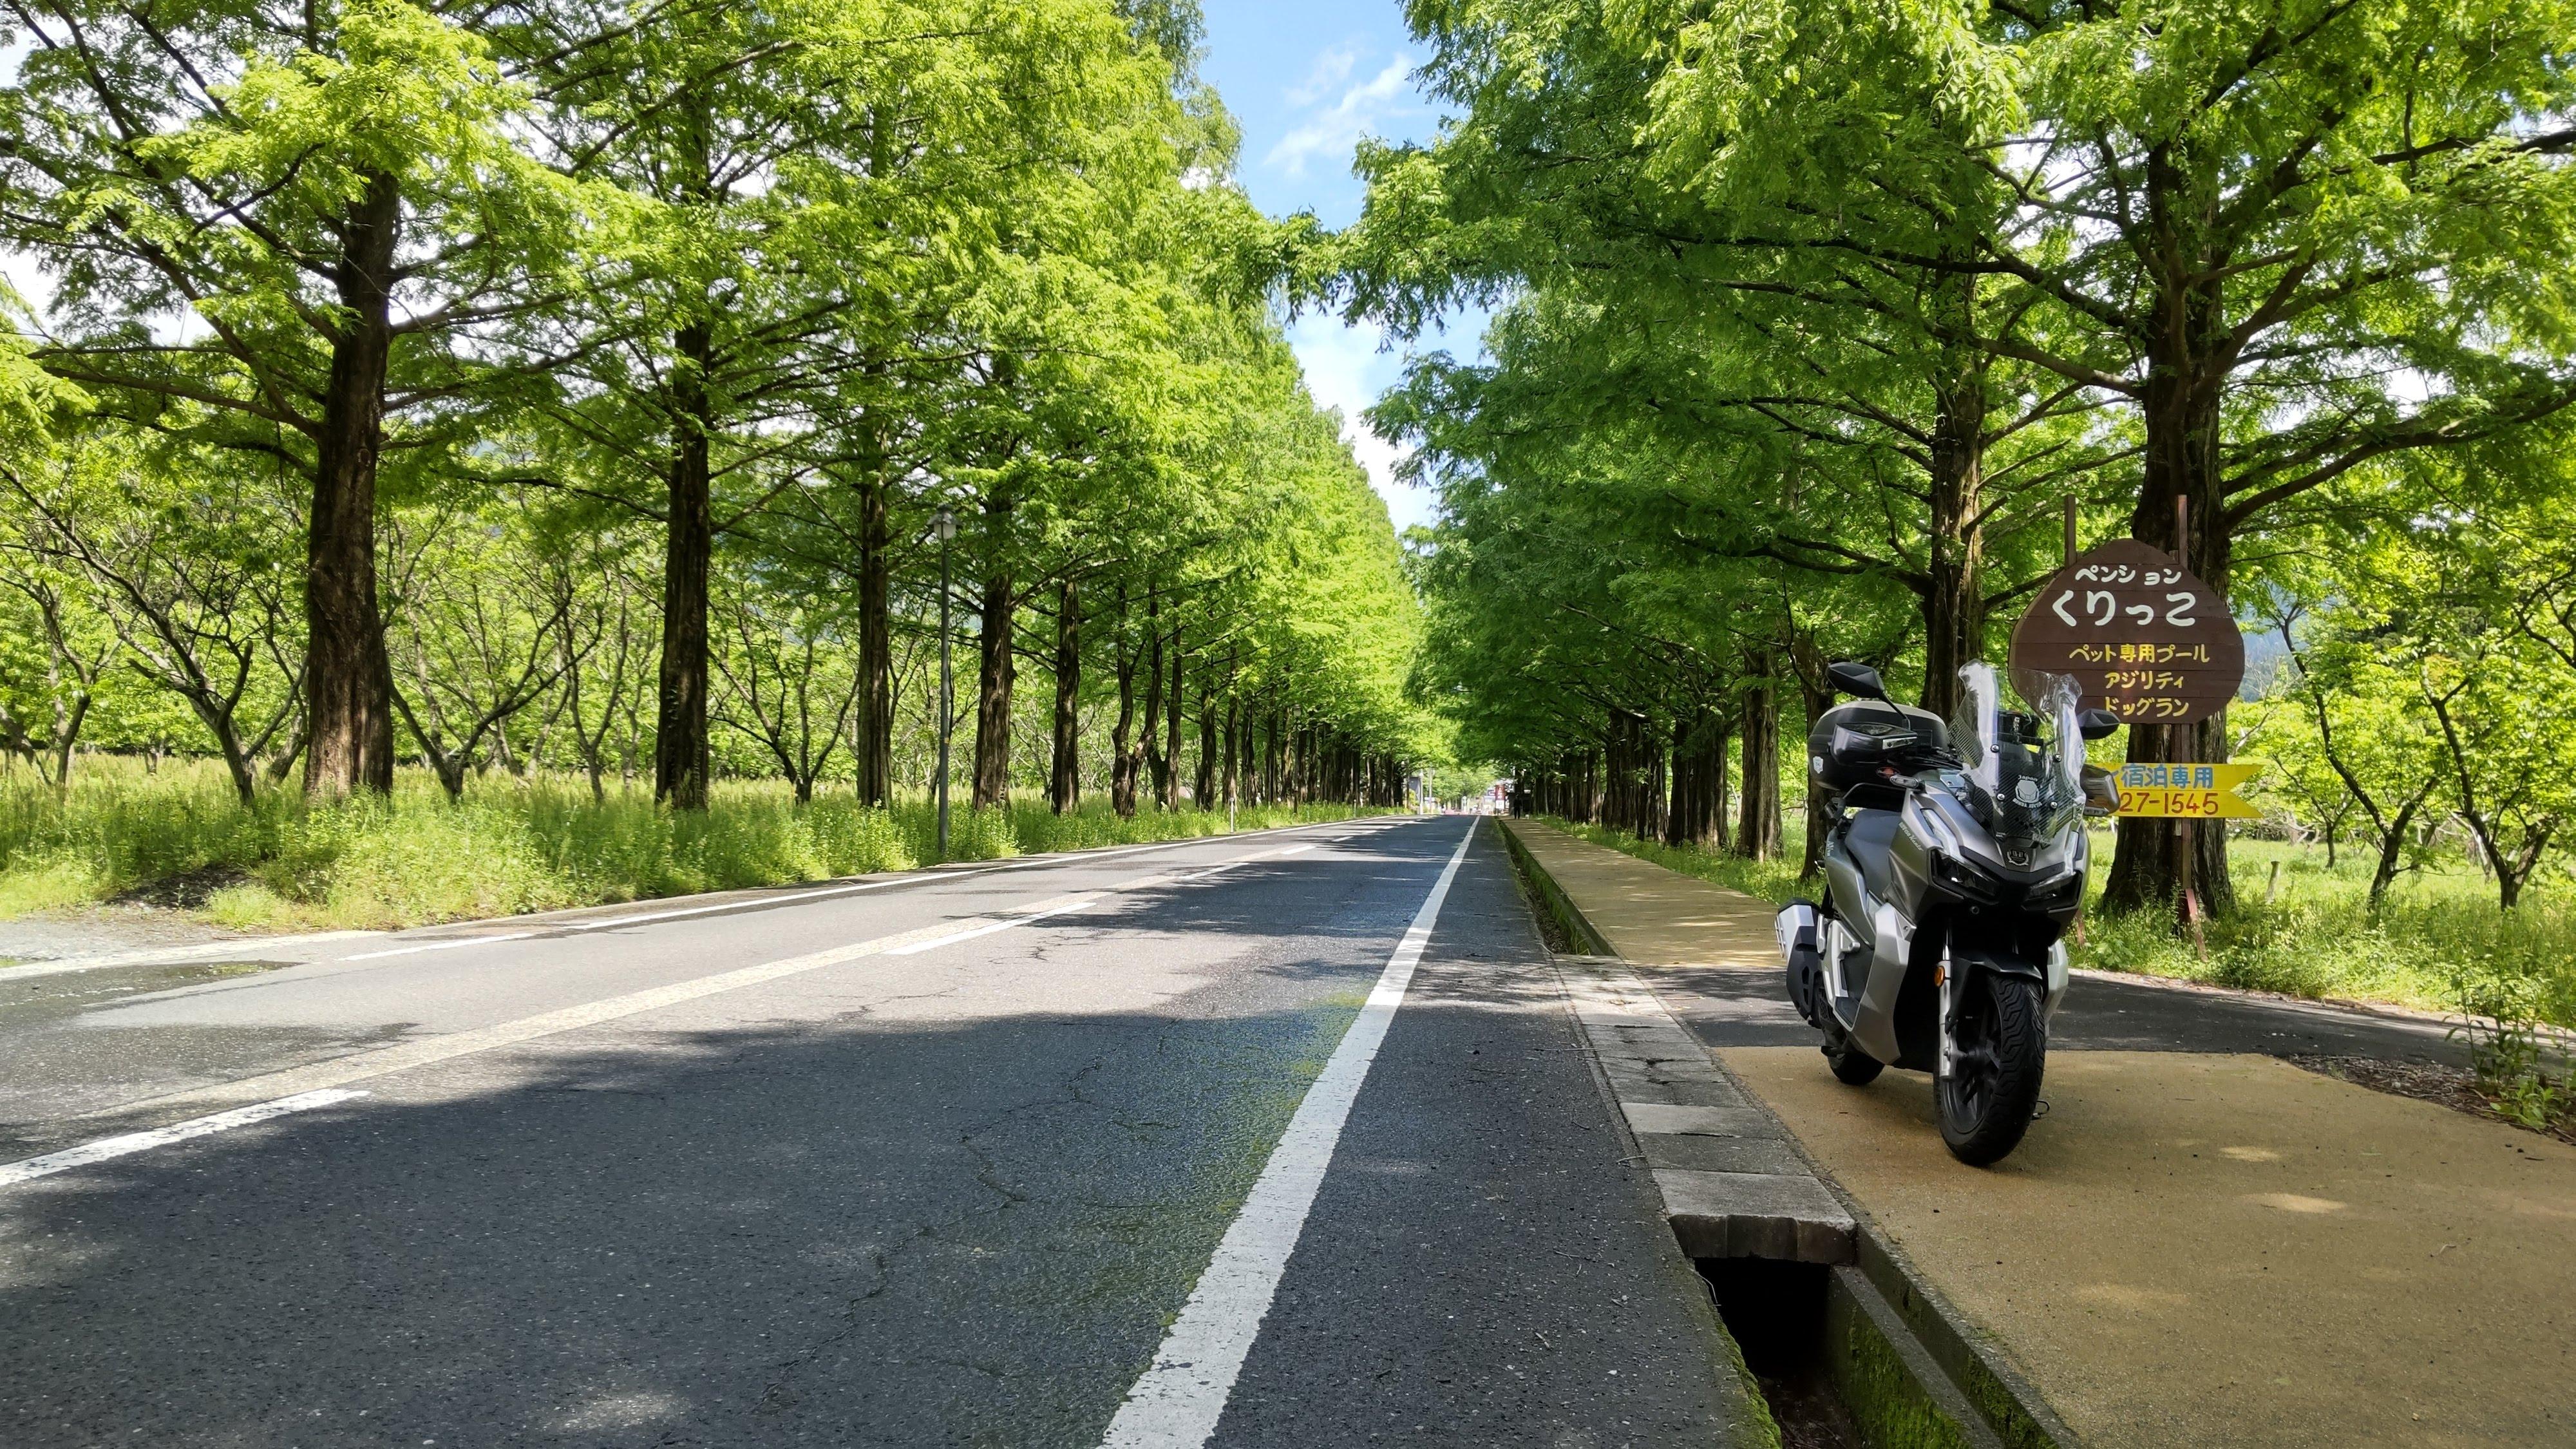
(2114, 761), (2264, 819)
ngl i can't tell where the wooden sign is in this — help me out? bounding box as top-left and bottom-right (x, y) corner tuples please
(2009, 538), (2244, 723)
(2112, 761), (2264, 819)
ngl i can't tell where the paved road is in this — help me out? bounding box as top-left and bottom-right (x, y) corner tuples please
(0, 817), (1755, 1447)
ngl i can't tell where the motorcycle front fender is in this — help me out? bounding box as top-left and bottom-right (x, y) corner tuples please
(1946, 936), (2070, 1024)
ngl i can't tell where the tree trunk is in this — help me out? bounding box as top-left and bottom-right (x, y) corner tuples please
(2103, 194), (2236, 917)
(1110, 587), (1138, 818)
(303, 168), (401, 801)
(652, 316), (716, 811)
(1665, 706), (1730, 848)
(1161, 630), (1184, 811)
(853, 472), (893, 806)
(1736, 661), (1783, 860)
(1139, 610), (1165, 808)
(1919, 337), (1989, 721)
(1049, 576), (1080, 814)
(1193, 672), (1217, 810)
(2367, 800), (2419, 907)
(1791, 659), (1836, 880)
(1220, 683), (1240, 809)
(972, 565), (1014, 810)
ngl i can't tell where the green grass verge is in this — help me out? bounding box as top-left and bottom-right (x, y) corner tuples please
(1536, 817), (2576, 1030)
(1542, 818), (1807, 913)
(0, 759), (1387, 933)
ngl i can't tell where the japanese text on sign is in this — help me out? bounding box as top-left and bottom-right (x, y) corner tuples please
(2007, 538), (2246, 726)
(2112, 762), (2265, 819)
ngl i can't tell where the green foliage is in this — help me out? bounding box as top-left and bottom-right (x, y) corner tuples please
(0, 757), (1385, 932)
(2448, 969), (2573, 1132)
(1335, 0), (2576, 919)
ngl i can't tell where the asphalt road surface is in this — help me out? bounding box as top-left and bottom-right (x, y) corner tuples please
(0, 817), (1752, 1447)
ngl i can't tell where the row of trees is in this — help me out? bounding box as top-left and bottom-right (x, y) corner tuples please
(0, 0), (1430, 813)
(1314, 0), (2576, 914)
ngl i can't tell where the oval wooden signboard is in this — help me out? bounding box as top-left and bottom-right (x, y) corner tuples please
(2008, 538), (2244, 724)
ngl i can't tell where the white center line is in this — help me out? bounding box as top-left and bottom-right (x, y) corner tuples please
(1098, 819), (1479, 1449)
(3, 822), (1431, 1193)
(0, 1090), (370, 1189)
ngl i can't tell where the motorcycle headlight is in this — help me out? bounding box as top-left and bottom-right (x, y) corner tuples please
(2027, 869), (2084, 909)
(1935, 853), (2002, 903)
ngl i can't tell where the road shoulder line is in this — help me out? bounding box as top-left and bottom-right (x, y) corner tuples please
(1097, 819), (1476, 1449)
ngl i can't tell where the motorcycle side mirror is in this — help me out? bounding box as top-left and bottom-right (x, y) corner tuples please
(1826, 661), (1886, 700)
(2081, 763), (2121, 815)
(2078, 708), (2121, 741)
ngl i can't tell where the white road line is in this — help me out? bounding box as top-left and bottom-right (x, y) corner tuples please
(341, 932), (536, 961)
(1099, 820), (1480, 1449)
(0, 1090), (369, 1189)
(884, 898), (1101, 956)
(4, 824), (1419, 1187)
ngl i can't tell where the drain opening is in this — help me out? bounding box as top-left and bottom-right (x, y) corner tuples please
(1701, 1258), (1861, 1449)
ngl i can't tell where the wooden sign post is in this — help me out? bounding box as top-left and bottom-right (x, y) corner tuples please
(2006, 544), (2242, 722)
(2010, 499), (2247, 951)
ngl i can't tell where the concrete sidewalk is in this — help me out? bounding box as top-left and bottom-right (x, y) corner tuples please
(1506, 819), (2576, 1449)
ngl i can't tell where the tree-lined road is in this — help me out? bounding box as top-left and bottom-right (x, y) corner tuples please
(0, 818), (1751, 1447)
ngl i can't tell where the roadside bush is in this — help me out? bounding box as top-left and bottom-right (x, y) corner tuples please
(0, 758), (1388, 933)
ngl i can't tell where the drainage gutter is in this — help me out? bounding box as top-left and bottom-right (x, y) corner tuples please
(1507, 819), (2078, 1449)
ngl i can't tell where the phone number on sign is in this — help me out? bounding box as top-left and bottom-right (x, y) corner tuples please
(2116, 788), (2233, 817)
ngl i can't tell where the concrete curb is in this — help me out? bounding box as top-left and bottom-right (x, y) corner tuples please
(1498, 818), (1616, 956)
(1508, 818), (2079, 1449)
(0, 933), (384, 983)
(1557, 954), (1855, 1265)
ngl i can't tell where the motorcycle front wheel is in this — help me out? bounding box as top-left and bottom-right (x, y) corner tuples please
(1937, 970), (2045, 1166)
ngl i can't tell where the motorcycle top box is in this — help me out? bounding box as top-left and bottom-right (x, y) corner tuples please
(1780, 660), (2119, 1166)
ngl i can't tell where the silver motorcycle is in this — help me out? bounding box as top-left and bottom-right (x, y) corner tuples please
(1777, 661), (2118, 1164)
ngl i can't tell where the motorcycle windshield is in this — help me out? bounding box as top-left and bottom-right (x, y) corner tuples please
(1951, 663), (2084, 846)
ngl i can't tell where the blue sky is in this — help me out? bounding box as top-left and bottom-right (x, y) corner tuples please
(1198, 2), (1481, 533)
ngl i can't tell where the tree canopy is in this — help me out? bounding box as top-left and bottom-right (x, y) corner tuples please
(0, 0), (1432, 825)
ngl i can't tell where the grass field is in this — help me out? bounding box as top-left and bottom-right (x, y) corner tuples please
(1546, 818), (2576, 1029)
(0, 760), (1385, 934)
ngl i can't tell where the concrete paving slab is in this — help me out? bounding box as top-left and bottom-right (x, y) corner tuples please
(1653, 1169), (1856, 1263)
(1726, 1045), (2576, 1448)
(1506, 826), (1778, 968)
(1507, 816), (2576, 1446)
(1624, 1103), (1777, 1137)
(1638, 1132), (1810, 1175)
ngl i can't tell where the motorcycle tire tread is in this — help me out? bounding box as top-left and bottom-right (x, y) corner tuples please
(1940, 974), (2046, 1166)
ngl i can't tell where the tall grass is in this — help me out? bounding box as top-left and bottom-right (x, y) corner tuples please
(1539, 814), (2576, 1028)
(0, 759), (1385, 933)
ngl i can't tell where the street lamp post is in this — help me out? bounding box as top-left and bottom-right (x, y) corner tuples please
(932, 505), (957, 860)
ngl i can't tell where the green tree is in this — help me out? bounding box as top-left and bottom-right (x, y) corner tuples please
(0, 0), (596, 798)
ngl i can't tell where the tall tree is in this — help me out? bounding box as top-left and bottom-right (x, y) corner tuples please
(0, 0), (591, 797)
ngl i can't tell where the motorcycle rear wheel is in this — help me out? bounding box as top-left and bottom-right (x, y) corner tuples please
(1938, 971), (2046, 1166)
(1821, 1021), (1884, 1085)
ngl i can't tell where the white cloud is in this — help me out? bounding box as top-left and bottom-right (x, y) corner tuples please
(1286, 311), (1435, 533)
(1265, 52), (1414, 179)
(1286, 43), (1359, 107)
